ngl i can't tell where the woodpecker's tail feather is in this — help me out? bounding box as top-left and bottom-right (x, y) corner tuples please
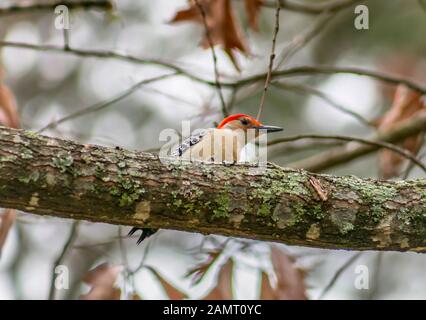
(128, 227), (157, 245)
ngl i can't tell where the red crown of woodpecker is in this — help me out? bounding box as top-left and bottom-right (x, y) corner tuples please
(217, 114), (262, 129)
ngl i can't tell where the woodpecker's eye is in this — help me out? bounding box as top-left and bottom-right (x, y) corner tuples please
(240, 118), (250, 126)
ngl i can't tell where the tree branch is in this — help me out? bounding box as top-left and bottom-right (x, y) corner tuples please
(1, 126), (426, 252)
(262, 0), (364, 14)
(285, 112), (426, 172)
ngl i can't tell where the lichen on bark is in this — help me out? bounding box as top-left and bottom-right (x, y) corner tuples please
(0, 126), (426, 252)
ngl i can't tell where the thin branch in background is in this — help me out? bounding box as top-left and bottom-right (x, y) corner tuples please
(48, 221), (80, 300)
(37, 72), (178, 133)
(284, 112), (426, 172)
(256, 0), (280, 120)
(275, 12), (335, 68)
(318, 251), (362, 300)
(272, 82), (373, 127)
(194, 0), (228, 117)
(269, 133), (426, 174)
(0, 41), (207, 85)
(236, 65), (426, 95)
(364, 252), (382, 299)
(63, 29), (70, 51)
(262, 0), (364, 14)
(142, 86), (200, 109)
(118, 226), (134, 298)
(0, 0), (113, 16)
(269, 139), (344, 159)
(401, 137), (426, 179)
(2, 40), (426, 96)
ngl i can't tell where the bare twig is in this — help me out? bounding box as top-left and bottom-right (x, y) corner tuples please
(48, 221), (80, 300)
(37, 72), (178, 133)
(194, 0), (228, 117)
(271, 112), (426, 172)
(257, 0), (280, 120)
(269, 139), (344, 158)
(262, 0), (364, 14)
(318, 252), (362, 300)
(270, 132), (426, 174)
(63, 29), (70, 51)
(0, 41), (206, 85)
(272, 81), (372, 127)
(0, 0), (113, 16)
(2, 41), (426, 96)
(402, 148), (426, 180)
(236, 65), (426, 95)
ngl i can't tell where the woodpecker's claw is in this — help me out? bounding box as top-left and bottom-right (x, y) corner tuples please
(128, 227), (157, 245)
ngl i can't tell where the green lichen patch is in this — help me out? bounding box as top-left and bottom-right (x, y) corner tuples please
(212, 193), (230, 219)
(23, 131), (39, 139)
(52, 153), (75, 174)
(250, 172), (311, 217)
(329, 206), (357, 235)
(20, 147), (33, 159)
(110, 175), (146, 207)
(18, 171), (40, 184)
(0, 155), (17, 162)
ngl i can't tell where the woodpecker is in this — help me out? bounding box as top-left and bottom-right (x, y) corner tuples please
(129, 113), (283, 244)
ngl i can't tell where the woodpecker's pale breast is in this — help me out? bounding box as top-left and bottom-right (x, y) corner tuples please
(173, 128), (248, 163)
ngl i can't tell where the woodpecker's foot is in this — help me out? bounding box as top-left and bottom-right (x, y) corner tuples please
(222, 160), (236, 166)
(128, 227), (157, 245)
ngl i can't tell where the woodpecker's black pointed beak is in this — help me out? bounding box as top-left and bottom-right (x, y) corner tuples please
(253, 125), (283, 133)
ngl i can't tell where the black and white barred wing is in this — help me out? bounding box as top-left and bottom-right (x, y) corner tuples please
(171, 129), (208, 157)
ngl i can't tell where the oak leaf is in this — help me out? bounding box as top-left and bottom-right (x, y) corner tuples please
(376, 84), (426, 178)
(80, 263), (122, 300)
(0, 209), (16, 258)
(0, 70), (19, 128)
(202, 259), (233, 299)
(171, 0), (263, 70)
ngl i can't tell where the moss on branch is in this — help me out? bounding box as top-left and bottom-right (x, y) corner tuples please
(0, 126), (426, 252)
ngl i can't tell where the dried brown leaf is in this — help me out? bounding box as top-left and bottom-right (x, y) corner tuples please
(0, 209), (16, 257)
(80, 263), (122, 300)
(146, 266), (187, 300)
(185, 247), (224, 284)
(0, 83), (19, 128)
(260, 247), (306, 300)
(376, 84), (426, 178)
(203, 259), (233, 299)
(170, 0), (249, 70)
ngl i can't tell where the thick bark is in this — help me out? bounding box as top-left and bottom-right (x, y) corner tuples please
(1, 126), (426, 252)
